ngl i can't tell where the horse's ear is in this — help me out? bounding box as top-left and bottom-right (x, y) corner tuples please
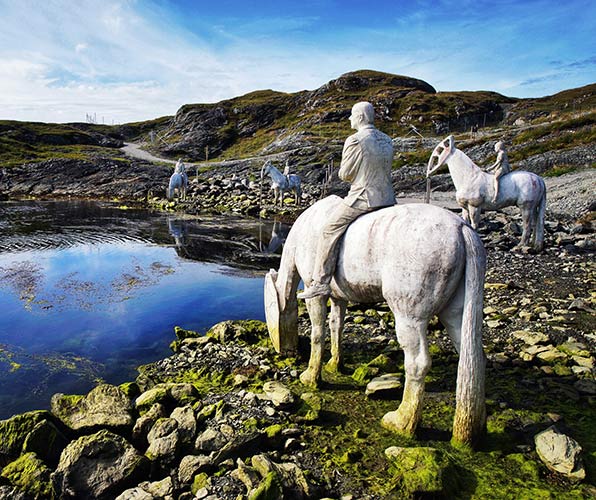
(448, 135), (455, 149)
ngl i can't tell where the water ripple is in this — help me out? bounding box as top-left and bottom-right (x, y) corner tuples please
(0, 229), (152, 253)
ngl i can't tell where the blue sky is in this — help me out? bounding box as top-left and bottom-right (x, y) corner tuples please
(0, 0), (594, 123)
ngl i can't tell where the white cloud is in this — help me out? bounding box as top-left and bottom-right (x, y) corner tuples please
(0, 0), (593, 123)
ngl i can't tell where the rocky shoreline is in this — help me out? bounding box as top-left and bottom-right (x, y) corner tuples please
(0, 201), (594, 498)
(0, 146), (594, 498)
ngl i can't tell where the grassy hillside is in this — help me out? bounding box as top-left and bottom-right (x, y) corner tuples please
(0, 120), (122, 168)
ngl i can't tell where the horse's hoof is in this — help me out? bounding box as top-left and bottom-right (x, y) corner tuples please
(381, 410), (416, 437)
(299, 369), (319, 388)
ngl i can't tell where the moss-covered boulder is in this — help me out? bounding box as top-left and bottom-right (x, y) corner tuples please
(135, 383), (199, 414)
(0, 411), (53, 466)
(0, 452), (55, 499)
(384, 446), (461, 496)
(21, 419), (69, 467)
(207, 320), (268, 344)
(51, 429), (149, 500)
(51, 384), (134, 431)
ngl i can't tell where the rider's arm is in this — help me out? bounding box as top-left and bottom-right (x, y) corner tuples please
(338, 135), (362, 182)
(487, 151), (503, 172)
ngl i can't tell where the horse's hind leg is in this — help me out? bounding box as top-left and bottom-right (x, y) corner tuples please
(327, 297), (347, 373)
(382, 314), (430, 437)
(438, 281), (465, 354)
(519, 205), (533, 247)
(300, 296), (328, 388)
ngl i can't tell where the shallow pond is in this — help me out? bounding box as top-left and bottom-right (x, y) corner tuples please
(0, 201), (288, 418)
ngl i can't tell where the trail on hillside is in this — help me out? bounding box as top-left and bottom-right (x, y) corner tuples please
(121, 142), (177, 165)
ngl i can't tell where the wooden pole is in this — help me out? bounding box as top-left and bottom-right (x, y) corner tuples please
(425, 177), (431, 204)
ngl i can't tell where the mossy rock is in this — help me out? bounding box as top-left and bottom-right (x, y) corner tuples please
(296, 392), (323, 422)
(174, 326), (200, 340)
(119, 382), (141, 400)
(136, 383), (199, 414)
(206, 320), (268, 344)
(248, 471), (283, 500)
(0, 411), (53, 466)
(352, 364), (379, 384)
(51, 384), (134, 431)
(385, 446), (461, 496)
(191, 472), (210, 495)
(22, 419), (69, 468)
(367, 353), (397, 372)
(0, 452), (55, 499)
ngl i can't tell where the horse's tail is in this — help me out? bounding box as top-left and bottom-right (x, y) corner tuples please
(264, 235), (300, 354)
(533, 179), (547, 251)
(452, 224), (486, 448)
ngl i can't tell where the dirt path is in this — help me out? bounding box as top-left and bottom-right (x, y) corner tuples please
(121, 142), (177, 165)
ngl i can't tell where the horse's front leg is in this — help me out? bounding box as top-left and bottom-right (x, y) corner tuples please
(468, 205), (481, 230)
(327, 297), (347, 373)
(382, 314), (430, 437)
(460, 206), (470, 224)
(300, 296), (328, 388)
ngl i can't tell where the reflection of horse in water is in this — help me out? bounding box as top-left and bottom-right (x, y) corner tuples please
(260, 220), (289, 253)
(167, 217), (188, 248)
(261, 161), (301, 207)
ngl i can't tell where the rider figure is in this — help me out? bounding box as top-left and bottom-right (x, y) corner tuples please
(283, 160), (291, 183)
(175, 158), (186, 174)
(298, 101), (396, 300)
(486, 141), (510, 203)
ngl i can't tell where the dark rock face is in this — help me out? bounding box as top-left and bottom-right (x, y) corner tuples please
(1, 158), (170, 201)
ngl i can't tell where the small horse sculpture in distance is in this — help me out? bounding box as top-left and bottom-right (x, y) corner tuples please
(427, 135), (546, 251)
(264, 196), (487, 448)
(167, 161), (188, 200)
(261, 161), (301, 207)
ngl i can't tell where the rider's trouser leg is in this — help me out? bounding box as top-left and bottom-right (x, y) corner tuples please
(310, 202), (370, 286)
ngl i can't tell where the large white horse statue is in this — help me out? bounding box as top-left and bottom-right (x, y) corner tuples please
(261, 161), (301, 206)
(264, 196), (487, 447)
(427, 136), (546, 251)
(167, 160), (188, 200)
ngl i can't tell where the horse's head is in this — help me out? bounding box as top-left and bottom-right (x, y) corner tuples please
(261, 161), (272, 179)
(427, 135), (456, 176)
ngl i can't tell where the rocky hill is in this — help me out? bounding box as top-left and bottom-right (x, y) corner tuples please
(138, 70), (519, 162)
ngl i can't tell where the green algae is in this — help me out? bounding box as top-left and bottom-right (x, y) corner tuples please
(191, 472), (209, 495)
(293, 345), (595, 499)
(0, 452), (55, 499)
(0, 411), (54, 465)
(248, 471), (283, 500)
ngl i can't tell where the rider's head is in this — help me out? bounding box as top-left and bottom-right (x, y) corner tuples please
(350, 102), (375, 130)
(494, 141), (505, 152)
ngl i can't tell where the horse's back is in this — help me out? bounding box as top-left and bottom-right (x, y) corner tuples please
(291, 197), (468, 308)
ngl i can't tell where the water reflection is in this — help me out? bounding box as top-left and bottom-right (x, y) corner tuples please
(260, 219), (289, 254)
(0, 200), (290, 418)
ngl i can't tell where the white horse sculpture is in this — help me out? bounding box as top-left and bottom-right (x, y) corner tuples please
(167, 162), (188, 200)
(427, 136), (546, 251)
(264, 196), (487, 447)
(261, 161), (301, 206)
